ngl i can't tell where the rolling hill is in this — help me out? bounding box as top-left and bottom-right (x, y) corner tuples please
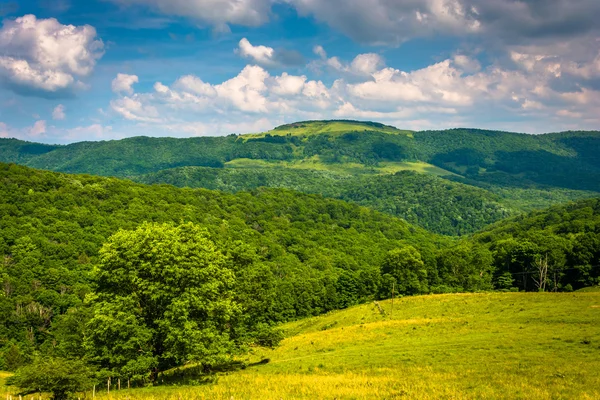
(4, 292), (597, 399)
(1, 120), (599, 236)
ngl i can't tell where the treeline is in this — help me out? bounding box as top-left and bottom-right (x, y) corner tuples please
(136, 168), (516, 236)
(474, 198), (600, 292)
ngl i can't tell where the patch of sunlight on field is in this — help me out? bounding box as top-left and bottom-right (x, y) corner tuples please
(224, 158), (455, 178)
(4, 293), (600, 399)
(577, 286), (600, 292)
(378, 161), (456, 176)
(242, 121), (413, 139)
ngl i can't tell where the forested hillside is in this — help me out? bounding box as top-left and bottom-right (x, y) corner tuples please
(1, 121), (599, 191)
(136, 168), (515, 235)
(1, 162), (599, 384)
(1, 121), (599, 237)
(0, 162), (472, 372)
(473, 198), (600, 292)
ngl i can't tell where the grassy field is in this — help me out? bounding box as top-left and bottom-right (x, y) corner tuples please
(243, 120), (413, 138)
(3, 292), (600, 399)
(224, 157), (454, 177)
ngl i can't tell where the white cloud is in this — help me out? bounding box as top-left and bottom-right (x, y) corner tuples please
(62, 124), (115, 141)
(313, 45), (327, 59)
(112, 73), (139, 95)
(237, 38), (276, 67)
(272, 73), (307, 96)
(110, 97), (163, 123)
(52, 104), (66, 120)
(106, 45), (600, 136)
(453, 55), (481, 73)
(0, 14), (104, 96)
(310, 47), (385, 78)
(350, 53), (385, 75)
(29, 120), (47, 136)
(235, 38), (304, 67)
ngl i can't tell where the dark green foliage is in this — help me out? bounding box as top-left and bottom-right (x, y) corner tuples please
(2, 124), (598, 193)
(474, 199), (600, 291)
(86, 222), (240, 378)
(0, 162), (449, 369)
(7, 357), (96, 400)
(136, 168), (516, 236)
(415, 129), (600, 191)
(380, 247), (428, 296)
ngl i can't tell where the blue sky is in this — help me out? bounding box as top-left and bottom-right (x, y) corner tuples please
(0, 0), (599, 143)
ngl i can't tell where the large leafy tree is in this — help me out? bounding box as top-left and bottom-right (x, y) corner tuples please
(381, 246), (428, 296)
(84, 222), (241, 380)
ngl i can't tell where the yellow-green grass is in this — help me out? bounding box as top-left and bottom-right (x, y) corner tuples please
(4, 292), (599, 399)
(243, 120), (413, 139)
(377, 161), (457, 176)
(577, 286), (600, 293)
(224, 158), (455, 177)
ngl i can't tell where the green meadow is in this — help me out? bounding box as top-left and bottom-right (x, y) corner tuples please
(243, 120), (412, 139)
(5, 292), (598, 399)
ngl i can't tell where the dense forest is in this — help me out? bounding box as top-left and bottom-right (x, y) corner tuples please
(136, 168), (516, 235)
(2, 121), (599, 237)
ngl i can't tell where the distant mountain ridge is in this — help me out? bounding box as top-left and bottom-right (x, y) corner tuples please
(1, 120), (599, 235)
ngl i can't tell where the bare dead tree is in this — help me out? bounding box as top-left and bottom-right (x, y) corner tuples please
(532, 254), (549, 292)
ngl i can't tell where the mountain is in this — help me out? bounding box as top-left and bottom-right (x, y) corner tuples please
(1, 120), (599, 236)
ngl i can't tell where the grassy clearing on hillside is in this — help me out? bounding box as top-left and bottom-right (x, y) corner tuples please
(377, 161), (456, 176)
(243, 120), (412, 138)
(577, 286), (600, 292)
(224, 157), (454, 177)
(4, 293), (598, 399)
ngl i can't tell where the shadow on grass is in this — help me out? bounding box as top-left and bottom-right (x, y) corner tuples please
(157, 359), (270, 387)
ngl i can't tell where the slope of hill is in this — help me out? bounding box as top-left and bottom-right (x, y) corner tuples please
(8, 292), (594, 400)
(1, 120), (600, 236)
(1, 121), (599, 192)
(3, 162), (491, 370)
(136, 168), (516, 235)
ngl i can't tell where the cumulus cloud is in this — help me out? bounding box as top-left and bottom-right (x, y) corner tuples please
(112, 73), (139, 95)
(106, 0), (272, 31)
(106, 44), (600, 134)
(52, 104), (66, 120)
(310, 46), (385, 78)
(288, 0), (480, 45)
(29, 120), (47, 136)
(237, 38), (275, 66)
(236, 38), (303, 67)
(0, 14), (104, 96)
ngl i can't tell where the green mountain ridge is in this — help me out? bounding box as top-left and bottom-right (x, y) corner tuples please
(1, 120), (600, 236)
